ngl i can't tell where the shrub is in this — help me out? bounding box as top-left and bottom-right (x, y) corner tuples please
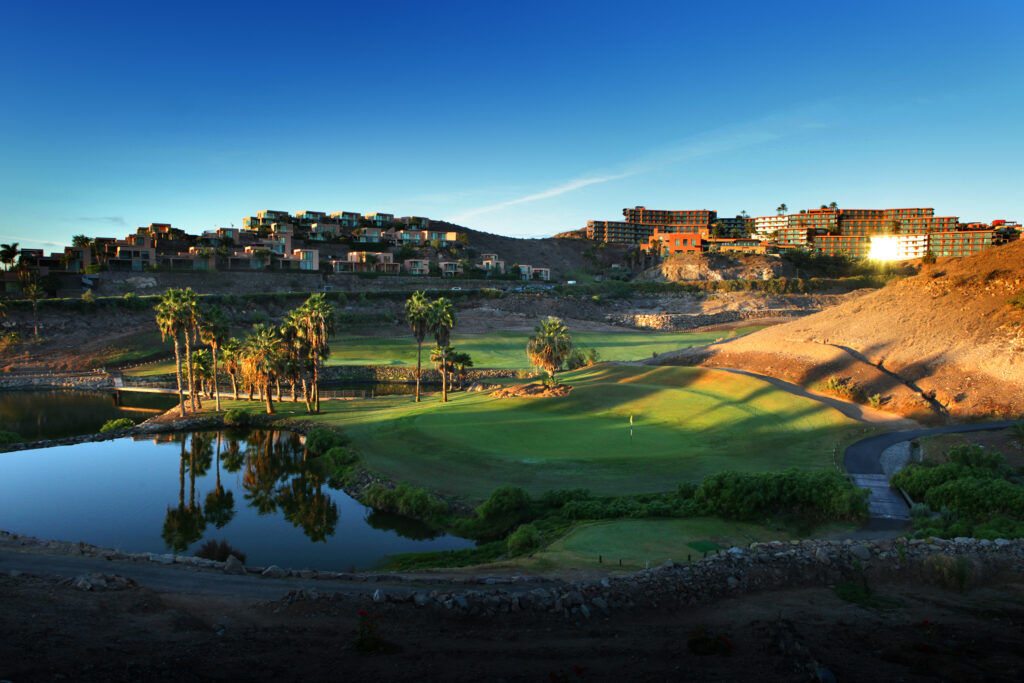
(81, 289), (96, 304)
(0, 430), (22, 444)
(909, 502), (932, 519)
(507, 523), (541, 553)
(539, 488), (592, 508)
(99, 418), (135, 432)
(323, 445), (358, 467)
(477, 485), (530, 522)
(816, 376), (867, 404)
(361, 483), (448, 519)
(304, 427), (346, 456)
(695, 469), (868, 523)
(0, 332), (20, 351)
(223, 408), (252, 426)
(923, 477), (1024, 519)
(868, 393), (884, 410)
(195, 539), (246, 564)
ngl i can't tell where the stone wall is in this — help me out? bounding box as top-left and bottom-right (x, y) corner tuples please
(95, 270), (503, 296)
(607, 309), (816, 331)
(0, 372), (112, 391)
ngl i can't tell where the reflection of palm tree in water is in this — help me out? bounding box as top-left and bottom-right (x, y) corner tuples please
(204, 432), (236, 528)
(277, 468), (338, 543)
(242, 430), (287, 514)
(162, 436), (206, 553)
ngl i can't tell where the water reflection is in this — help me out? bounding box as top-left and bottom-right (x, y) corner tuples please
(0, 389), (177, 440)
(0, 429), (473, 568)
(158, 429), (343, 552)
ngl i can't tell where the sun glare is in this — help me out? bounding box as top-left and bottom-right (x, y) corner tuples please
(868, 235), (901, 262)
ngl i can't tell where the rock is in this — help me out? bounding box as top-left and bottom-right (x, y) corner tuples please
(454, 594), (468, 610)
(579, 603), (591, 618)
(372, 589), (386, 603)
(726, 576), (740, 589)
(413, 592), (430, 607)
(72, 576), (92, 591)
(994, 538), (1011, 547)
(224, 555), (245, 575)
(849, 545), (871, 561)
(591, 596), (609, 615)
(262, 565), (287, 578)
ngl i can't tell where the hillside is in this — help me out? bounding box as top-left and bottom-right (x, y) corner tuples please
(657, 240), (1024, 421)
(643, 252), (797, 282)
(432, 221), (631, 279)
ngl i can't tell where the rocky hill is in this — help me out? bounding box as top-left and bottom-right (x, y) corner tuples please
(657, 240), (1024, 421)
(643, 252), (796, 282)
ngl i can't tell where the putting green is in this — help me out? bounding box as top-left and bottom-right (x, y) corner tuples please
(213, 363), (872, 501)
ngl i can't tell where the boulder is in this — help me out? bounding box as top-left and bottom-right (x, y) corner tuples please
(224, 555), (246, 575)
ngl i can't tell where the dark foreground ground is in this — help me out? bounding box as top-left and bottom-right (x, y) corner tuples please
(3, 567), (1024, 682)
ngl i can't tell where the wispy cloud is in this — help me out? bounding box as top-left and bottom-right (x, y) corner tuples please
(75, 215), (126, 226)
(447, 109), (830, 224)
(0, 234), (64, 248)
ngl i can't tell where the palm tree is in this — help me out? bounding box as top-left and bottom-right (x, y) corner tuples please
(155, 289), (188, 417)
(241, 324), (282, 414)
(776, 204), (788, 216)
(0, 243), (18, 271)
(429, 344), (453, 393)
(204, 434), (236, 529)
(179, 288), (202, 412)
(294, 294), (334, 413)
(449, 349), (473, 389)
(405, 290), (430, 402)
(829, 201), (839, 210)
(527, 316), (573, 385)
(427, 297), (456, 402)
(190, 349), (213, 398)
(197, 305), (229, 411)
(221, 337), (242, 400)
(18, 272), (42, 338)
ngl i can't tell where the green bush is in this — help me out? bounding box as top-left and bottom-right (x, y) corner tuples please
(223, 408), (252, 426)
(923, 477), (1024, 519)
(0, 430), (23, 444)
(361, 482), (448, 519)
(99, 418), (135, 432)
(695, 469), (868, 523)
(304, 427), (346, 456)
(507, 523), (541, 553)
(476, 485), (530, 522)
(539, 488), (592, 508)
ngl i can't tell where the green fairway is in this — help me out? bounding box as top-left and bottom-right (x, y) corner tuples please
(505, 518), (855, 573)
(124, 327), (763, 376)
(210, 362), (872, 501)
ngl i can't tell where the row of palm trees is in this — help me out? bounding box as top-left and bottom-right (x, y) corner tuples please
(405, 291), (457, 402)
(155, 288), (334, 416)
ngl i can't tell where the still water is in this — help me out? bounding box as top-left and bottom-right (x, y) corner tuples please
(0, 389), (177, 440)
(0, 429), (474, 569)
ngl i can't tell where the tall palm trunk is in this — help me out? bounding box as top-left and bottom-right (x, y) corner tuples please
(230, 373), (238, 400)
(172, 337), (185, 417)
(264, 380), (275, 414)
(312, 361), (320, 413)
(184, 331), (197, 412)
(415, 340), (423, 402)
(212, 344), (221, 412)
(301, 376), (312, 412)
(289, 380), (297, 402)
(275, 377), (282, 402)
(441, 348), (448, 402)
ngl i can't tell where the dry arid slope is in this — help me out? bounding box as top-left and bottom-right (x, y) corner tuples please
(659, 240), (1024, 421)
(643, 252), (797, 282)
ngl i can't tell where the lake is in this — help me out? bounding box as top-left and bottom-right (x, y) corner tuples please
(0, 429), (474, 569)
(0, 389), (177, 441)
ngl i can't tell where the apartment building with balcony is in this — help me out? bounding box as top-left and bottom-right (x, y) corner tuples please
(753, 214), (789, 240)
(329, 211), (362, 229)
(438, 261), (463, 277)
(403, 258), (430, 275)
(642, 227), (707, 256)
(363, 212), (395, 227)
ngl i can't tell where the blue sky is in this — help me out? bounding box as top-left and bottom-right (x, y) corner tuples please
(1, 0), (1021, 248)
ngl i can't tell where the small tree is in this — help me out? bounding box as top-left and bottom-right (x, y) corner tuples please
(526, 317), (573, 385)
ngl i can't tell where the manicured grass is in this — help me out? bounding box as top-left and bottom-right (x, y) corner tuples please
(324, 327), (765, 368)
(209, 363), (874, 502)
(502, 517), (856, 573)
(124, 327), (764, 376)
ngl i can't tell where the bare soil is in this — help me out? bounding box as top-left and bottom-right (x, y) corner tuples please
(3, 568), (1024, 682)
(658, 241), (1024, 421)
